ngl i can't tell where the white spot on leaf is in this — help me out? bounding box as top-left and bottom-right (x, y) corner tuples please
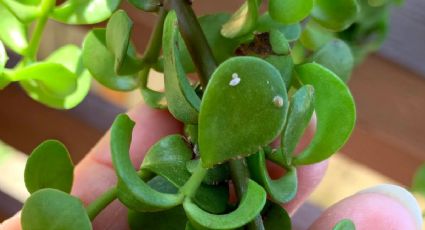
(229, 73), (241, 86)
(273, 95), (284, 107)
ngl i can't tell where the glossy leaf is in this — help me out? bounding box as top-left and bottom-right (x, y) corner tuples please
(111, 114), (183, 212)
(300, 21), (334, 51)
(312, 0), (360, 31)
(82, 29), (140, 91)
(183, 180), (266, 229)
(293, 63), (356, 165)
(163, 12), (200, 124)
(269, 29), (290, 55)
(199, 56), (288, 168)
(0, 6), (28, 54)
(24, 140), (74, 194)
(263, 202), (291, 230)
(269, 0), (313, 24)
(0, 0), (39, 23)
(221, 0), (259, 38)
(21, 189), (92, 230)
(140, 67), (166, 109)
(264, 55), (294, 89)
(127, 0), (159, 12)
(248, 150), (297, 203)
(20, 45), (91, 109)
(0, 41), (7, 74)
(51, 0), (121, 25)
(411, 164), (425, 196)
(128, 206), (187, 230)
(256, 13), (302, 42)
(309, 39), (354, 82)
(281, 85), (314, 163)
(333, 219), (356, 230)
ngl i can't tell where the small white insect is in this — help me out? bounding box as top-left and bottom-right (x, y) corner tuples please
(229, 73), (241, 86)
(273, 95), (284, 107)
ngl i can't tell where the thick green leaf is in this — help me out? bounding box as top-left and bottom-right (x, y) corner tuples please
(263, 202), (291, 230)
(0, 6), (28, 54)
(309, 39), (354, 82)
(163, 11), (200, 124)
(221, 0), (259, 38)
(256, 13), (301, 42)
(269, 0), (313, 24)
(127, 0), (159, 12)
(411, 164), (425, 196)
(269, 29), (290, 55)
(0, 0), (39, 23)
(199, 56), (288, 168)
(187, 159), (230, 186)
(21, 189), (92, 230)
(82, 29), (141, 91)
(248, 150), (297, 203)
(51, 0), (120, 24)
(281, 85), (314, 164)
(128, 206), (187, 230)
(111, 114), (183, 212)
(312, 0), (360, 31)
(300, 21), (334, 51)
(184, 180), (266, 229)
(0, 41), (7, 74)
(333, 219), (356, 230)
(293, 63), (356, 165)
(264, 55), (294, 89)
(24, 140), (74, 194)
(20, 45), (91, 109)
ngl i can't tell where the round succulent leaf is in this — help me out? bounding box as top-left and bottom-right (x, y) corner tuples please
(111, 114), (183, 212)
(221, 0), (259, 38)
(0, 41), (7, 74)
(256, 13), (301, 42)
(309, 39), (354, 82)
(333, 219), (356, 230)
(281, 85), (314, 162)
(269, 29), (290, 55)
(0, 0), (39, 23)
(312, 0), (360, 31)
(183, 180), (266, 229)
(128, 206), (187, 230)
(199, 56), (288, 168)
(50, 0), (120, 25)
(21, 188), (92, 230)
(82, 29), (141, 91)
(269, 0), (313, 25)
(247, 150), (297, 203)
(293, 63), (356, 165)
(24, 140), (74, 194)
(0, 6), (28, 54)
(163, 11), (200, 124)
(127, 0), (159, 12)
(300, 21), (335, 51)
(263, 202), (291, 230)
(264, 55), (294, 89)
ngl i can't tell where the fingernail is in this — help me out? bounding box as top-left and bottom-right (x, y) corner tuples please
(358, 184), (423, 230)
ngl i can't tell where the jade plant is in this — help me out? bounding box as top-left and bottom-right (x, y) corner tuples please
(0, 0), (403, 229)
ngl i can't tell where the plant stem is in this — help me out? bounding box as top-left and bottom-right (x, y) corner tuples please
(142, 7), (167, 65)
(168, 0), (217, 89)
(229, 159), (265, 230)
(86, 186), (118, 221)
(180, 161), (208, 198)
(24, 0), (54, 63)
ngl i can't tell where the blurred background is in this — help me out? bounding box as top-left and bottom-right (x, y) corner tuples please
(0, 0), (424, 229)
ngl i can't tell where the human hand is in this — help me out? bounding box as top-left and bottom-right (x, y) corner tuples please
(1, 104), (422, 229)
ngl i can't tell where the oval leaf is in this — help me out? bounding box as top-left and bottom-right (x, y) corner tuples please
(21, 189), (92, 230)
(50, 0), (120, 24)
(199, 56), (288, 168)
(269, 0), (313, 24)
(183, 180), (266, 229)
(300, 21), (335, 51)
(293, 63), (356, 165)
(0, 0), (39, 23)
(163, 11), (200, 124)
(221, 0), (259, 38)
(0, 6), (28, 54)
(24, 140), (74, 194)
(248, 150), (297, 203)
(333, 219), (356, 230)
(111, 114), (183, 212)
(82, 29), (140, 91)
(127, 0), (159, 12)
(269, 29), (290, 55)
(312, 0), (360, 31)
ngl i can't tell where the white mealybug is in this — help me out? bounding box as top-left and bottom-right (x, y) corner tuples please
(273, 95), (284, 107)
(229, 73), (241, 86)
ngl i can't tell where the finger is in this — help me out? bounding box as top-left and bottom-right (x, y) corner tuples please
(309, 184), (423, 230)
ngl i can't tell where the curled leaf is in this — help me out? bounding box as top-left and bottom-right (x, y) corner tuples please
(263, 202), (291, 230)
(0, 6), (28, 54)
(221, 0), (259, 38)
(0, 0), (39, 23)
(312, 0), (360, 31)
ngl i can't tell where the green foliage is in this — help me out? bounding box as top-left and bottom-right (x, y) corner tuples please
(312, 0), (360, 31)
(0, 6), (28, 54)
(0, 41), (7, 74)
(24, 140), (74, 194)
(262, 202), (292, 230)
(221, 0), (259, 38)
(128, 206), (187, 230)
(269, 0), (313, 25)
(333, 219), (356, 230)
(411, 164), (425, 196)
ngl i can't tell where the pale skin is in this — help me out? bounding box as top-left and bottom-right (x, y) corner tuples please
(1, 104), (419, 230)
